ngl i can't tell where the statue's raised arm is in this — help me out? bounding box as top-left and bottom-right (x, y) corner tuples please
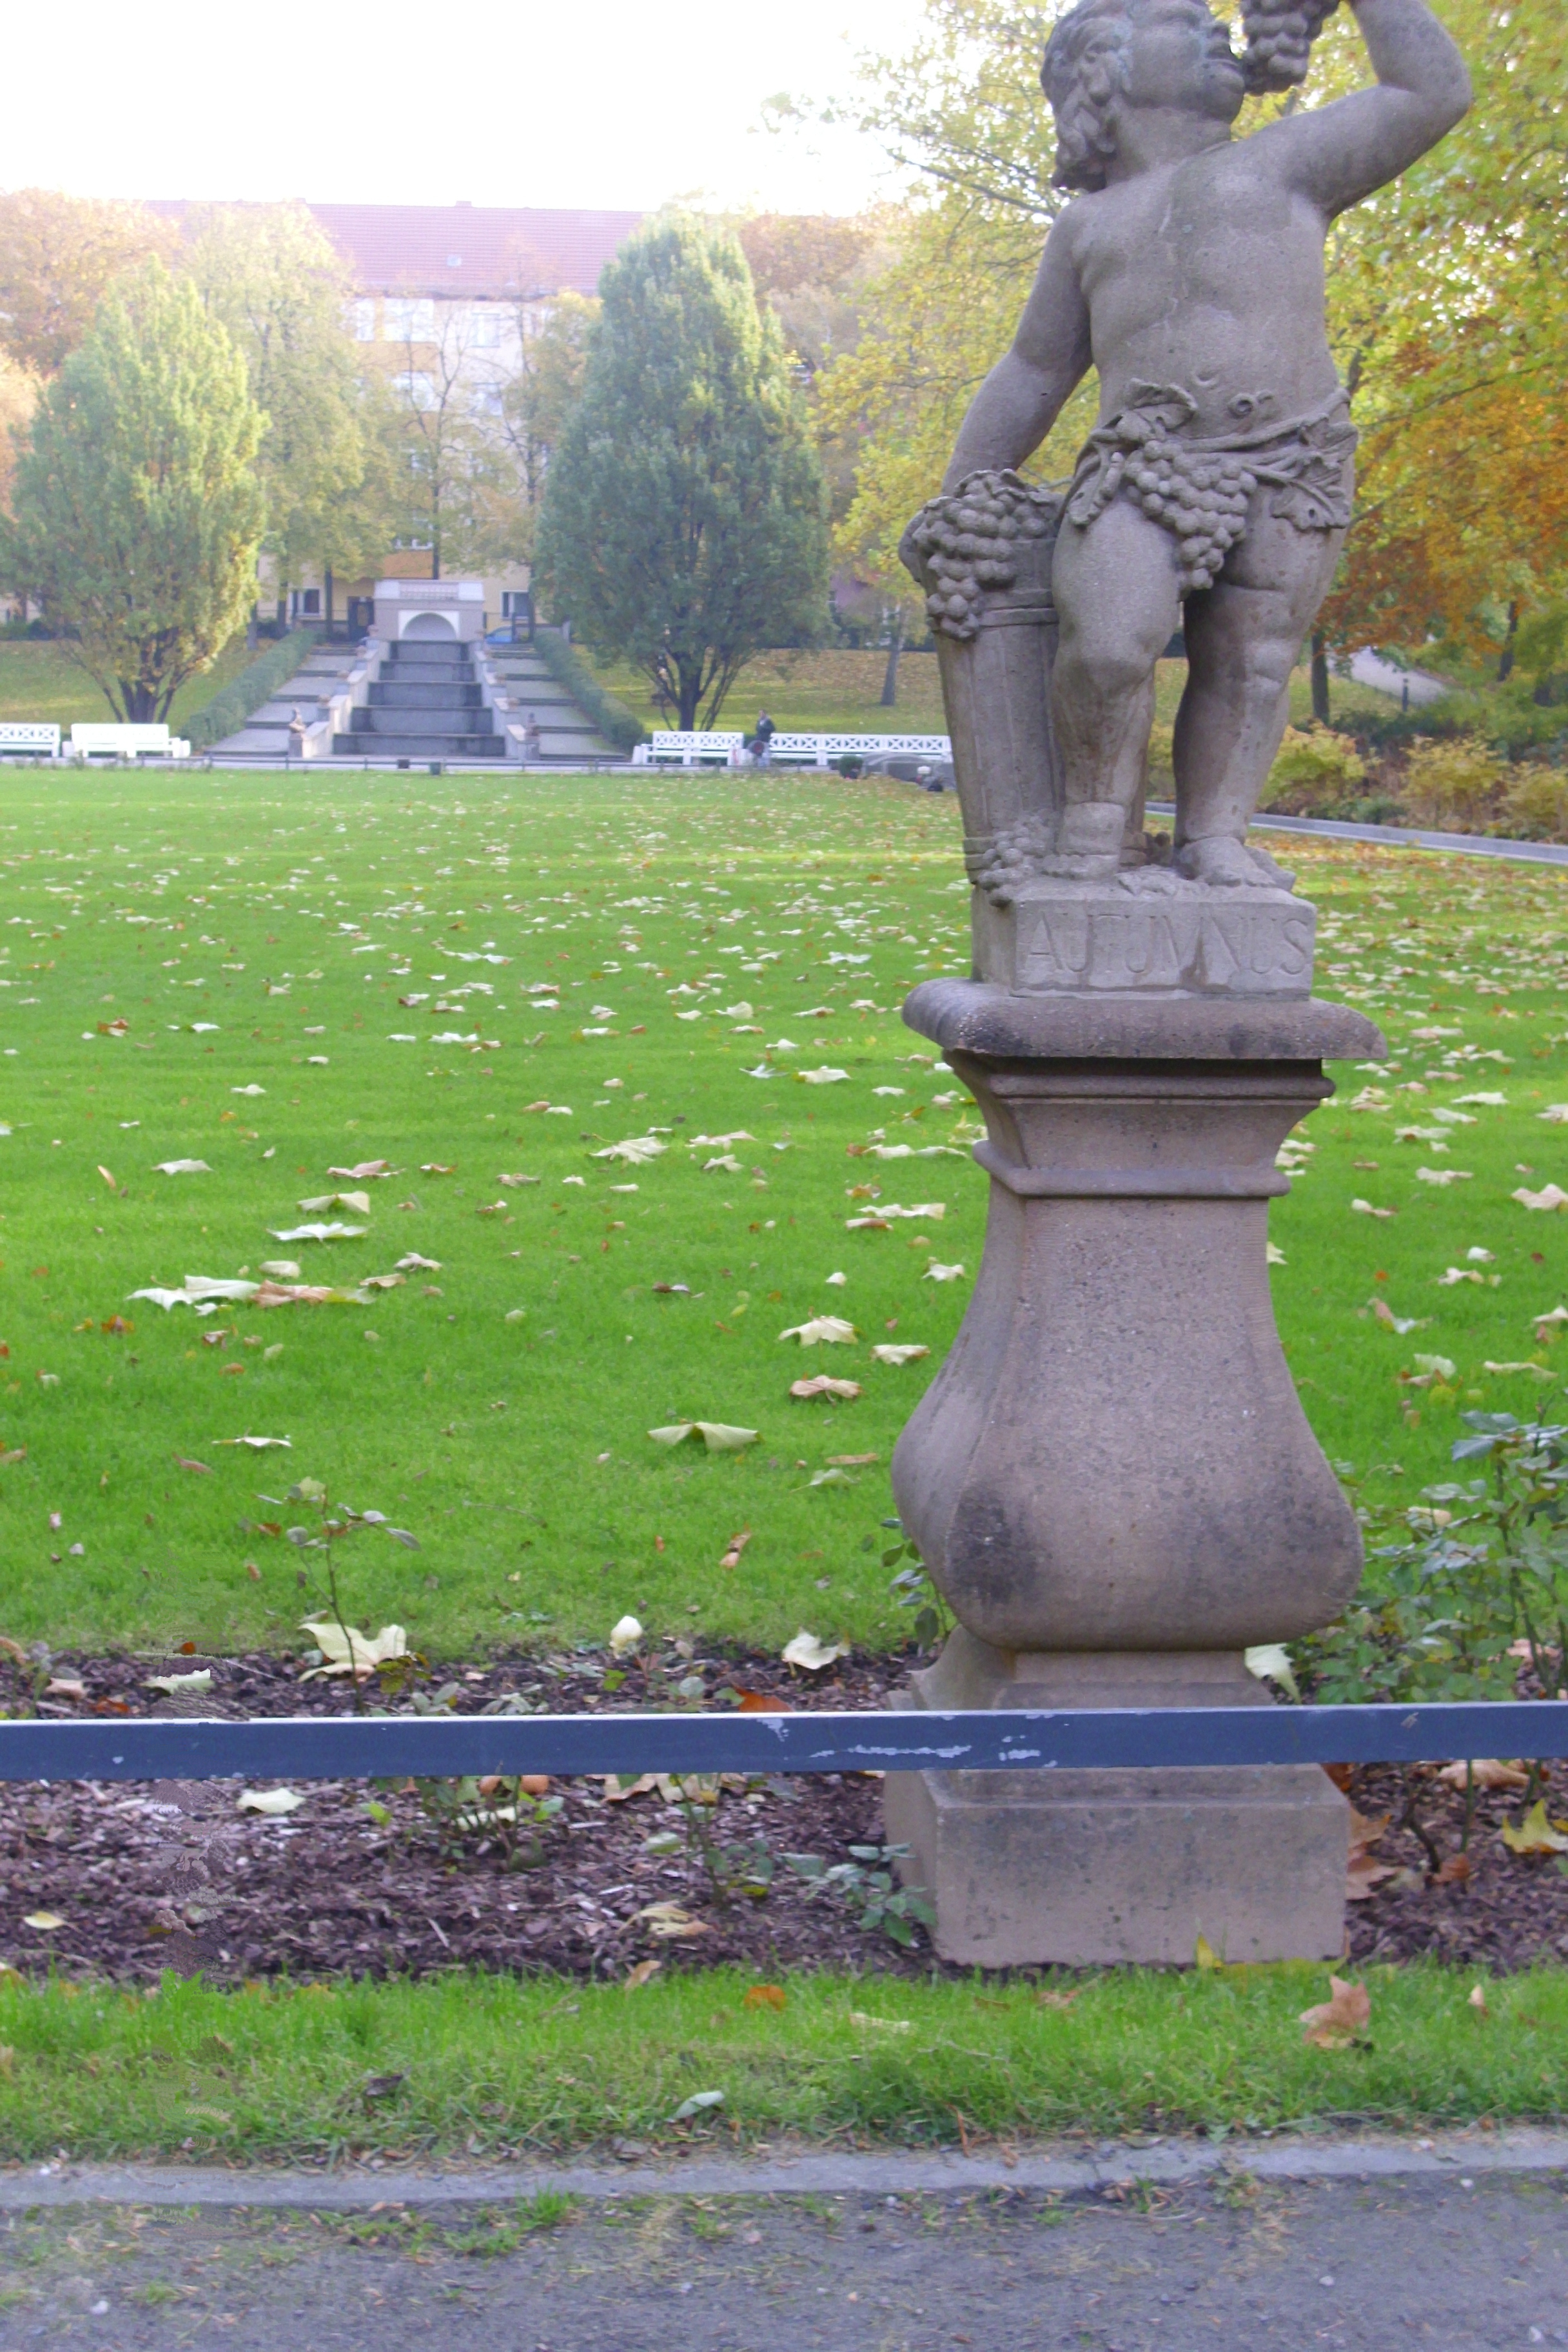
(1262, 0), (1472, 214)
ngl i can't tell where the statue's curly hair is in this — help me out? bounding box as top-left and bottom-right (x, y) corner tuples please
(1040, 0), (1139, 194)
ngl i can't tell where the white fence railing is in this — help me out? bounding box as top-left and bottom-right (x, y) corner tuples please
(632, 730), (952, 770)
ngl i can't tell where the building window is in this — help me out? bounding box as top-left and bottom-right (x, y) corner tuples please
(471, 384), (504, 417)
(394, 371), (438, 411)
(470, 306), (502, 349)
(302, 589), (321, 616)
(385, 297), (435, 342)
(350, 299), (376, 342)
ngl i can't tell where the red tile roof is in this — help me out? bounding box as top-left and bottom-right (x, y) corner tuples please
(146, 201), (643, 299)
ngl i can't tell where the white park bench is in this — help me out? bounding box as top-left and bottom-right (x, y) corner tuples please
(70, 723), (190, 761)
(631, 731), (745, 768)
(0, 723), (61, 760)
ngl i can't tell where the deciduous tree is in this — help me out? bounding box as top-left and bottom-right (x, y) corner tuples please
(3, 262), (265, 720)
(182, 203), (393, 603)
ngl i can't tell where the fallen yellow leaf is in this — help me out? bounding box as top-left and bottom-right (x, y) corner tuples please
(1500, 1799), (1568, 1856)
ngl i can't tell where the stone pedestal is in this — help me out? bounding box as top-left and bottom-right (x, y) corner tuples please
(883, 981), (1385, 1965)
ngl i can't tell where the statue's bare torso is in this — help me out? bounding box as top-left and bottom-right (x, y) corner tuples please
(1066, 148), (1340, 436)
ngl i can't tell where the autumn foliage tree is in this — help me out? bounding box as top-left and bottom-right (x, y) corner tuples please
(3, 262), (265, 720)
(0, 188), (174, 377)
(823, 0), (1568, 669)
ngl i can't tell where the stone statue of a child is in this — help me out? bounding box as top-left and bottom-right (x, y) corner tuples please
(939, 0), (1470, 887)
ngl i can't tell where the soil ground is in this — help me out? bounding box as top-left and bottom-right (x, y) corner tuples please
(4, 1646), (1566, 1985)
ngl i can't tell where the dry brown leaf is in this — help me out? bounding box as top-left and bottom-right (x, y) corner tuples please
(601, 1773), (660, 1804)
(1435, 1852), (1473, 1886)
(1436, 1758), (1530, 1792)
(623, 1959), (662, 1992)
(1346, 1853), (1397, 1901)
(719, 1528), (752, 1571)
(1300, 1976), (1371, 2048)
(743, 1983), (787, 2012)
(734, 1689), (790, 1714)
(1347, 1808), (1391, 1854)
(1467, 1983), (1489, 2015)
(789, 1374), (863, 1402)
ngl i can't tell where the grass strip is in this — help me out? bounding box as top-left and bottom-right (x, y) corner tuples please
(0, 1963), (1562, 2163)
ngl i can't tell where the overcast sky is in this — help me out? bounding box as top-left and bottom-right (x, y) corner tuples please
(12, 0), (930, 215)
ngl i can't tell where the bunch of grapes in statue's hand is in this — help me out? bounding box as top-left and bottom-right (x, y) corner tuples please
(1239, 0), (1340, 92)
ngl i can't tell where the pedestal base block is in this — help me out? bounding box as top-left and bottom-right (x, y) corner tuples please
(884, 1642), (1349, 1967)
(886, 1762), (1346, 1966)
(972, 875), (1315, 997)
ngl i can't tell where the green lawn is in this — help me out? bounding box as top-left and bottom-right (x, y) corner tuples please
(0, 770), (1562, 1661)
(0, 639), (251, 731)
(580, 649), (1399, 740)
(0, 1961), (1562, 2161)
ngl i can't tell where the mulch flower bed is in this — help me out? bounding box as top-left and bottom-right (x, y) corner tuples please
(0, 1645), (1564, 1984)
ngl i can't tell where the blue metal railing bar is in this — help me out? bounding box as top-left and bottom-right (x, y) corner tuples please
(1, 1701), (1566, 1783)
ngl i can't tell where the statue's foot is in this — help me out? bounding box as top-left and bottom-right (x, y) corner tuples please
(1035, 851), (1122, 882)
(1243, 841), (1297, 892)
(1173, 835), (1295, 891)
(1117, 863), (1183, 897)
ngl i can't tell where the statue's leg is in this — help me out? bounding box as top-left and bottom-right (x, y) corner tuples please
(1046, 500), (1182, 877)
(1172, 502), (1348, 887)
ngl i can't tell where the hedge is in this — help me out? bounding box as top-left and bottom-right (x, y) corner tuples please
(530, 628), (647, 754)
(184, 627), (318, 752)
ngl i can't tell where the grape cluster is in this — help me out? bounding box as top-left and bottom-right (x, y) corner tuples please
(1124, 444), (1257, 594)
(973, 814), (1055, 903)
(1240, 0), (1339, 92)
(903, 471), (1058, 641)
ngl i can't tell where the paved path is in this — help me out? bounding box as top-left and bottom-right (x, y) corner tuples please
(1148, 801), (1568, 870)
(1347, 649), (1452, 708)
(1, 2161), (1563, 2348)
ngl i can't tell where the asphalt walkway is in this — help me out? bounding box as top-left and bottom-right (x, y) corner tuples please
(1, 2153), (1563, 2349)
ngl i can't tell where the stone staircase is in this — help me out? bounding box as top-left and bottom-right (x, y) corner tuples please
(487, 642), (614, 763)
(334, 641), (503, 761)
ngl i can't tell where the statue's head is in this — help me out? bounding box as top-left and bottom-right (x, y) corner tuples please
(1041, 0), (1246, 192)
